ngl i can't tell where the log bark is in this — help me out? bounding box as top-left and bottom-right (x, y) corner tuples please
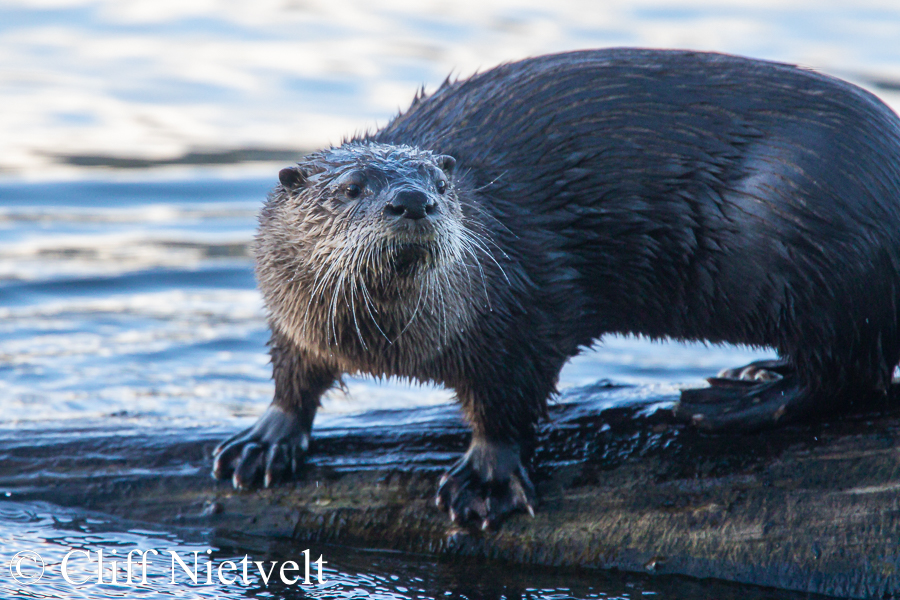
(3, 382), (900, 598)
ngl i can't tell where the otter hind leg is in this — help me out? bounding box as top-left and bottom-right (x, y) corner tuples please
(675, 359), (811, 430)
(713, 358), (792, 382)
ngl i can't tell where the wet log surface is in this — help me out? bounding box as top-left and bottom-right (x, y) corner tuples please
(3, 381), (900, 599)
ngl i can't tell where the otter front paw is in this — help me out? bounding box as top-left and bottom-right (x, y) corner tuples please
(212, 405), (309, 489)
(435, 440), (536, 529)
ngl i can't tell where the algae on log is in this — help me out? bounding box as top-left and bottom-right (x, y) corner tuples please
(2, 381), (900, 598)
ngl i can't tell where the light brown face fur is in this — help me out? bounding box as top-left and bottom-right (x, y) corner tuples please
(253, 142), (495, 376)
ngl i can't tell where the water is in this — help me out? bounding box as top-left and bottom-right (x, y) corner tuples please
(3, 1), (900, 598)
(3, 0), (899, 178)
(0, 502), (803, 600)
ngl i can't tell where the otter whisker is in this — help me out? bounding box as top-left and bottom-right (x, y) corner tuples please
(457, 192), (517, 243)
(394, 273), (427, 342)
(304, 261), (335, 326)
(326, 269), (345, 346)
(462, 215), (513, 260)
(359, 278), (389, 343)
(307, 251), (348, 342)
(352, 236), (391, 344)
(347, 271), (368, 351)
(472, 169), (507, 193)
(462, 227), (510, 288)
(457, 235), (491, 310)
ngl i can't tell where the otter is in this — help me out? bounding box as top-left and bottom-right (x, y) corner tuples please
(213, 48), (900, 528)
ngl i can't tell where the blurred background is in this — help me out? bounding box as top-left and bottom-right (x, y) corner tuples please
(3, 0), (899, 179)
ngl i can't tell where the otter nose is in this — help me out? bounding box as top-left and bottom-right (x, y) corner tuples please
(385, 190), (435, 220)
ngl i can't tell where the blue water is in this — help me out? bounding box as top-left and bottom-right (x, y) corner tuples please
(0, 502), (794, 600)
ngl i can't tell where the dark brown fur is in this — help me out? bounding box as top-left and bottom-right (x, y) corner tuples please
(214, 48), (900, 527)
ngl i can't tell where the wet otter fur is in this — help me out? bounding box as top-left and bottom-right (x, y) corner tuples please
(213, 48), (900, 527)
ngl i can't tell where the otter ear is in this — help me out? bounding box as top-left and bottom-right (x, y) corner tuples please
(279, 166), (308, 190)
(436, 155), (456, 177)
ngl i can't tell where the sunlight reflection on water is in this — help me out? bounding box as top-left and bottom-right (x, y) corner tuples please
(1, 0), (898, 178)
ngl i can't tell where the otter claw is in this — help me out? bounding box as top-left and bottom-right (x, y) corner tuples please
(264, 443), (289, 488)
(211, 405), (309, 489)
(232, 442), (265, 489)
(715, 358), (792, 383)
(677, 371), (805, 431)
(436, 441), (536, 529)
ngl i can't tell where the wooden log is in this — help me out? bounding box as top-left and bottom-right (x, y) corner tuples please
(3, 382), (900, 598)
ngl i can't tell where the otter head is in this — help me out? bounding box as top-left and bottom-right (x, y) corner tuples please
(257, 142), (485, 355)
(277, 143), (458, 283)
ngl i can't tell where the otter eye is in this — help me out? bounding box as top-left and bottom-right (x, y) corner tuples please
(346, 183), (362, 199)
(436, 179), (447, 194)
